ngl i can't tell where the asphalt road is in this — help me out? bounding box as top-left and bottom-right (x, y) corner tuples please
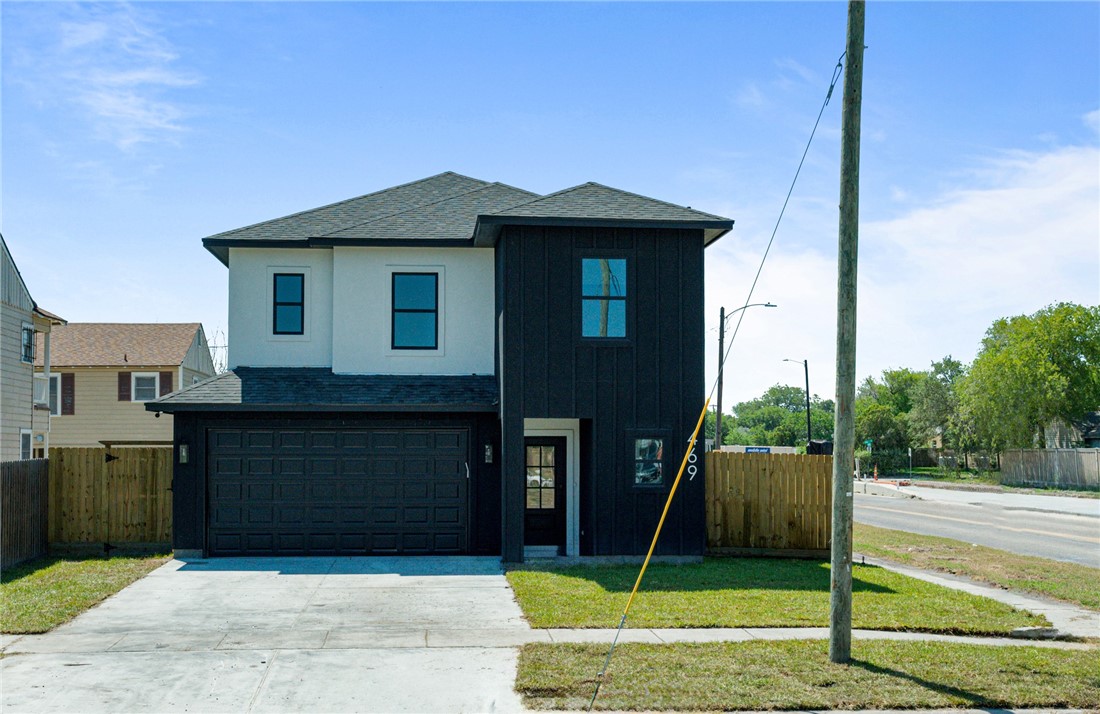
(853, 489), (1100, 568)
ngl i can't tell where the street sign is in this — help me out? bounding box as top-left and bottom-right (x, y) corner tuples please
(863, 439), (873, 448)
(745, 446), (771, 453)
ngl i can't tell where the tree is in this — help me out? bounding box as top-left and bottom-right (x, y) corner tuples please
(730, 384), (835, 447)
(857, 368), (926, 415)
(855, 401), (909, 450)
(703, 409), (733, 444)
(956, 303), (1100, 451)
(909, 356), (965, 449)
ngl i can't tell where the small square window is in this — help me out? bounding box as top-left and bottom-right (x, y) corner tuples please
(21, 325), (35, 363)
(132, 374), (159, 402)
(634, 438), (664, 486)
(581, 259), (627, 338)
(273, 273), (305, 335)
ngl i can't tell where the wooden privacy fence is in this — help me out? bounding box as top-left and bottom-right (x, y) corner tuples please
(2, 459), (49, 568)
(1001, 449), (1099, 491)
(705, 451), (832, 555)
(48, 447), (173, 545)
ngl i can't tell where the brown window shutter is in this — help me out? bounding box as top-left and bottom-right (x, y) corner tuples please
(118, 372), (131, 401)
(159, 371), (173, 397)
(61, 373), (75, 415)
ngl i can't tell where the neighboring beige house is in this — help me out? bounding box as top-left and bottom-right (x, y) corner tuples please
(35, 323), (215, 447)
(1, 235), (65, 460)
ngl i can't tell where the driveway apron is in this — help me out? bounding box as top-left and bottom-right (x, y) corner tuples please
(1, 557), (531, 713)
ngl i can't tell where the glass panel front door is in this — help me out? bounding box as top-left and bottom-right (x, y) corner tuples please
(523, 437), (566, 551)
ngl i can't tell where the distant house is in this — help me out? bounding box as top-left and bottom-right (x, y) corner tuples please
(35, 323), (215, 447)
(1045, 414), (1100, 449)
(1, 235), (65, 460)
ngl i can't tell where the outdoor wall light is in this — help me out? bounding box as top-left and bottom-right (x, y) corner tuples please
(179, 443), (189, 464)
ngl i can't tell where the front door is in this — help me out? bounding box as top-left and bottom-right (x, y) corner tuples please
(524, 437), (566, 551)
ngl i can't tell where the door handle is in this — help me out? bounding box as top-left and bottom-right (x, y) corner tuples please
(465, 462), (470, 480)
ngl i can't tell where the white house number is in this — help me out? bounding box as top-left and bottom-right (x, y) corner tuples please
(686, 436), (699, 481)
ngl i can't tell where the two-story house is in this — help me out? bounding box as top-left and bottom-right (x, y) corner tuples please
(149, 172), (732, 561)
(1, 235), (65, 460)
(36, 323), (215, 447)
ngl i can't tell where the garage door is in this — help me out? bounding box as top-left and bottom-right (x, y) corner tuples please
(207, 427), (469, 556)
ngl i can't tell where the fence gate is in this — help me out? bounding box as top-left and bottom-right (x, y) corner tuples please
(48, 447), (173, 546)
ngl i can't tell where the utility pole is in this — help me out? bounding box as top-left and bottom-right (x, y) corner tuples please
(716, 306), (725, 449)
(802, 359), (812, 447)
(830, 0), (864, 665)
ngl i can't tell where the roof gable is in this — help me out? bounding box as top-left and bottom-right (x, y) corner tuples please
(37, 323), (202, 368)
(490, 182), (728, 223)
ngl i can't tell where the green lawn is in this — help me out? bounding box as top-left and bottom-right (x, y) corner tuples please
(854, 523), (1100, 610)
(506, 558), (1045, 634)
(517, 640), (1100, 711)
(1, 554), (170, 634)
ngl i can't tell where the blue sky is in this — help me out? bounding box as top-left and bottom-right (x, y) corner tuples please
(4, 2), (1097, 407)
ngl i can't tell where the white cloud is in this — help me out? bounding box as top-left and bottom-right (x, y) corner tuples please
(1085, 109), (1100, 134)
(705, 141), (1100, 408)
(736, 82), (766, 109)
(15, 3), (201, 150)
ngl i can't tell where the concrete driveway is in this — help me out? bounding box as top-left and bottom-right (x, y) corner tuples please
(1, 557), (531, 713)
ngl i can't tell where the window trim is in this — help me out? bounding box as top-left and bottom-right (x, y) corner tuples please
(48, 374), (60, 416)
(578, 255), (631, 341)
(272, 272), (306, 336)
(20, 323), (35, 363)
(130, 372), (160, 403)
(391, 271), (439, 350)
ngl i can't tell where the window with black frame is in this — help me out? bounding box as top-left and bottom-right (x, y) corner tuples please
(272, 273), (305, 335)
(392, 272), (438, 349)
(581, 258), (626, 338)
(634, 437), (664, 486)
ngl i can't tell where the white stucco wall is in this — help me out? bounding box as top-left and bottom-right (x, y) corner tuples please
(227, 248), (334, 368)
(331, 247), (495, 375)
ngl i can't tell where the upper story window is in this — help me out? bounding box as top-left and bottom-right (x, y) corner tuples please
(132, 373), (160, 402)
(581, 258), (627, 338)
(273, 273), (305, 335)
(49, 374), (60, 416)
(392, 273), (438, 350)
(21, 324), (35, 362)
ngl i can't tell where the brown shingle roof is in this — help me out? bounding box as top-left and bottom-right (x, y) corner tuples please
(35, 323), (201, 368)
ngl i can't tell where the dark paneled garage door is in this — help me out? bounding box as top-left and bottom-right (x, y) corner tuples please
(207, 427), (468, 556)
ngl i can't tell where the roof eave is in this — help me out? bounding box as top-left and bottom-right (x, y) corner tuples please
(204, 236), (477, 264)
(473, 214), (734, 246)
(146, 401), (499, 414)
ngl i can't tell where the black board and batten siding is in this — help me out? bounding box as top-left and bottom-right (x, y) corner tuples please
(498, 225), (706, 561)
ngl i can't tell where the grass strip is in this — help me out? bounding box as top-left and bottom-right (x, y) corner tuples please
(1, 554), (170, 634)
(517, 640), (1100, 711)
(506, 558), (1044, 634)
(854, 523), (1100, 610)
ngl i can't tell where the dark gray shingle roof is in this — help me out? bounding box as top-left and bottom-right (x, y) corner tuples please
(490, 182), (729, 223)
(148, 368), (498, 413)
(324, 183), (539, 242)
(203, 172), (734, 261)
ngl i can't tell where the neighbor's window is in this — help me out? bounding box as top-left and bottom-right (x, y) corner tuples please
(392, 273), (438, 349)
(21, 324), (35, 362)
(20, 431), (32, 460)
(273, 273), (305, 335)
(132, 373), (159, 402)
(634, 438), (664, 486)
(49, 374), (60, 416)
(581, 258), (626, 338)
